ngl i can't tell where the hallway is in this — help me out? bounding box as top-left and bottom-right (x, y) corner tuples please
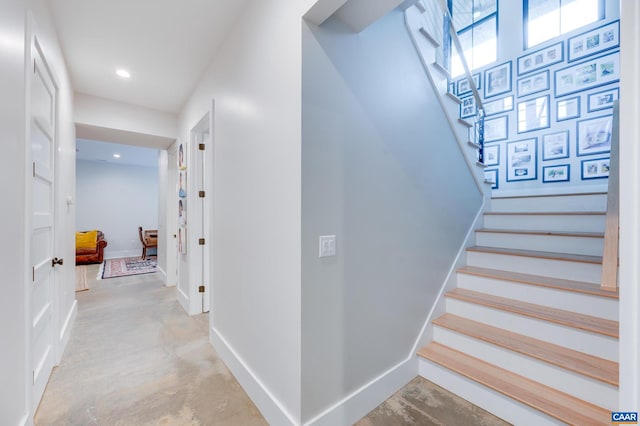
(35, 265), (266, 425)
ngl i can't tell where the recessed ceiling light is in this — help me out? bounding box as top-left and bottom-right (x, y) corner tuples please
(115, 69), (130, 79)
(113, 153), (121, 158)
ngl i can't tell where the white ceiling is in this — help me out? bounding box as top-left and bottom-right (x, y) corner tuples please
(49, 0), (249, 113)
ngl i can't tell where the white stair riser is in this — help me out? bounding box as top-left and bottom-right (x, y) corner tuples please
(456, 274), (618, 321)
(475, 232), (604, 257)
(446, 298), (618, 361)
(466, 251), (601, 284)
(491, 194), (607, 213)
(433, 327), (618, 408)
(418, 357), (564, 426)
(483, 214), (606, 233)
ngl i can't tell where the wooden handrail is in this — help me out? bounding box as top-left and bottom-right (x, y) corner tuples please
(601, 102), (620, 292)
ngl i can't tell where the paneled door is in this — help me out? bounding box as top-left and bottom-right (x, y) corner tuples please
(29, 37), (58, 410)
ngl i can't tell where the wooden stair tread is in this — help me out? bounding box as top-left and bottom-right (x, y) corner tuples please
(418, 343), (611, 425)
(485, 211), (606, 216)
(433, 313), (619, 385)
(476, 228), (604, 238)
(458, 266), (618, 299)
(467, 246), (602, 264)
(446, 288), (618, 338)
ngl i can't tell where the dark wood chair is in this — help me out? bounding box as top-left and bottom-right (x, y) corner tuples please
(138, 226), (158, 259)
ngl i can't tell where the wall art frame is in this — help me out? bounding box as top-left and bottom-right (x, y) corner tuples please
(587, 87), (619, 112)
(484, 61), (512, 99)
(460, 96), (477, 118)
(457, 73), (481, 96)
(517, 70), (550, 97)
(556, 96), (581, 121)
(543, 164), (570, 183)
(517, 95), (550, 133)
(568, 20), (619, 62)
(484, 115), (509, 142)
(577, 114), (612, 156)
(484, 144), (500, 166)
(542, 131), (570, 160)
(581, 157), (610, 180)
(507, 138), (538, 182)
(517, 41), (563, 76)
(554, 50), (620, 97)
(484, 168), (498, 189)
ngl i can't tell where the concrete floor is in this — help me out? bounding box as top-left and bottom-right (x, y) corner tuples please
(36, 264), (509, 425)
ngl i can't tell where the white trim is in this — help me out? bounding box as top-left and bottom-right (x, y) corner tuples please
(619, 0), (640, 410)
(410, 199), (485, 353)
(210, 326), (298, 426)
(19, 412), (29, 426)
(156, 265), (169, 285)
(493, 184), (608, 198)
(57, 300), (77, 363)
(176, 286), (189, 314)
(303, 357), (416, 426)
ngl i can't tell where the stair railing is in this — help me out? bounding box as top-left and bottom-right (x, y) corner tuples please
(420, 0), (486, 165)
(601, 101), (620, 292)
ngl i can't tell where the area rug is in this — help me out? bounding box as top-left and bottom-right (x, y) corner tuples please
(100, 256), (157, 279)
(75, 265), (89, 292)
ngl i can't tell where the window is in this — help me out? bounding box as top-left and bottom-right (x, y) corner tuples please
(525, 0), (605, 48)
(449, 0), (498, 77)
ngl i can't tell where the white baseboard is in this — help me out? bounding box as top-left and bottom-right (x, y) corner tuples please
(19, 412), (29, 426)
(57, 300), (77, 363)
(210, 326), (298, 426)
(176, 286), (189, 314)
(156, 266), (169, 285)
(304, 357), (417, 426)
(104, 249), (140, 259)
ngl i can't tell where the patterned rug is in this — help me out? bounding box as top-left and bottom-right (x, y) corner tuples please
(100, 256), (157, 279)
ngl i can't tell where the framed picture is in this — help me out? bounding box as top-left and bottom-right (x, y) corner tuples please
(517, 41), (564, 75)
(448, 81), (455, 95)
(457, 73), (481, 96)
(460, 96), (477, 118)
(517, 70), (549, 97)
(555, 51), (620, 97)
(484, 115), (509, 142)
(178, 142), (187, 170)
(581, 157), (610, 180)
(577, 115), (612, 156)
(556, 96), (580, 121)
(484, 169), (498, 189)
(178, 226), (187, 254)
(178, 170), (187, 197)
(484, 144), (500, 166)
(178, 199), (186, 225)
(484, 61), (512, 99)
(542, 131), (569, 160)
(568, 20), (620, 62)
(484, 95), (514, 116)
(543, 164), (570, 183)
(587, 87), (619, 112)
(507, 138), (537, 182)
(517, 95), (550, 133)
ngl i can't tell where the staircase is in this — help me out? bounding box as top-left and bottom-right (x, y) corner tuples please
(418, 192), (619, 425)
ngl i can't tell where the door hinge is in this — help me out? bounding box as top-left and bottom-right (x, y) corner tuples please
(198, 143), (205, 151)
(198, 190), (205, 198)
(198, 238), (205, 245)
(198, 285), (205, 293)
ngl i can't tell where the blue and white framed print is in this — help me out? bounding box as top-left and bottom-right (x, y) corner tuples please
(556, 96), (581, 121)
(484, 115), (509, 142)
(542, 131), (570, 161)
(587, 87), (619, 112)
(568, 21), (619, 63)
(484, 61), (512, 99)
(555, 51), (619, 97)
(484, 95), (514, 116)
(457, 73), (481, 96)
(507, 138), (537, 182)
(517, 41), (563, 76)
(517, 95), (550, 133)
(460, 96), (477, 118)
(484, 144), (500, 166)
(581, 157), (610, 180)
(517, 70), (549, 98)
(484, 169), (498, 189)
(543, 164), (570, 183)
(577, 115), (613, 156)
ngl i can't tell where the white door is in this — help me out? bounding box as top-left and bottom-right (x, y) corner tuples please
(29, 38), (58, 410)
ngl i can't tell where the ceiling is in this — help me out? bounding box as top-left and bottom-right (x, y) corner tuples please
(49, 0), (249, 113)
(76, 138), (159, 167)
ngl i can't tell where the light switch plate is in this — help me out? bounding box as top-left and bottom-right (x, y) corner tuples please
(319, 235), (336, 257)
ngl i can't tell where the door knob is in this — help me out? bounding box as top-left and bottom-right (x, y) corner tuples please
(51, 257), (64, 267)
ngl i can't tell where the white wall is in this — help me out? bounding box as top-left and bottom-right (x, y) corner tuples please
(0, 0), (76, 424)
(301, 11), (481, 423)
(178, 0), (302, 423)
(76, 159), (158, 259)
